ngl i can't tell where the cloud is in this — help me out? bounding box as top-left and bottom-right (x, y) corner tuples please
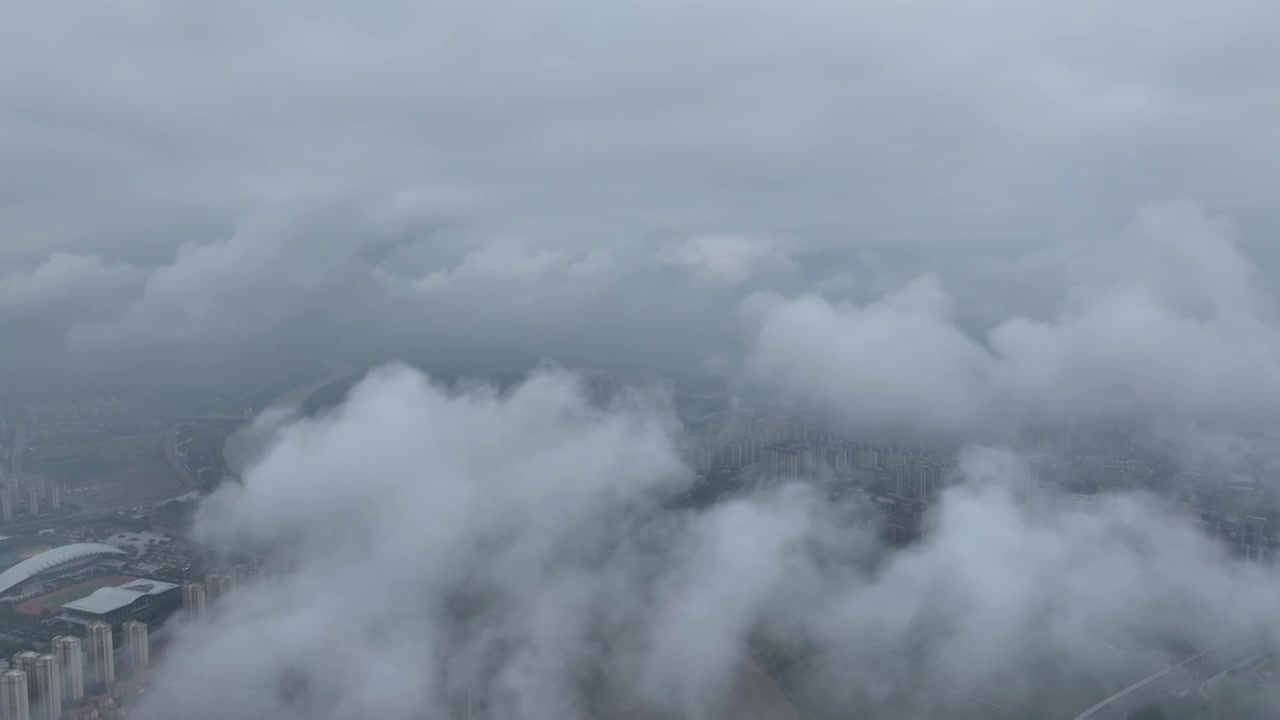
(782, 447), (1280, 717)
(139, 369), (1280, 719)
(659, 234), (795, 287)
(0, 253), (143, 322)
(5, 0), (1280, 383)
(743, 203), (1280, 447)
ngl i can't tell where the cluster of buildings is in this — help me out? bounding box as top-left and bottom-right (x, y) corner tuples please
(176, 568), (244, 624)
(680, 416), (947, 491)
(678, 414), (800, 473)
(0, 471), (62, 524)
(677, 414), (955, 547)
(1202, 513), (1277, 561)
(0, 621), (148, 720)
(23, 401), (128, 427)
(0, 539), (245, 720)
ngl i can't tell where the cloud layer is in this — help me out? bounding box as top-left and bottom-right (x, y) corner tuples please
(743, 203), (1280, 451)
(139, 367), (1280, 719)
(5, 0), (1280, 384)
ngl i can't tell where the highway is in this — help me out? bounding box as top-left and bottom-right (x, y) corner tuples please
(1073, 640), (1266, 720)
(165, 413), (255, 422)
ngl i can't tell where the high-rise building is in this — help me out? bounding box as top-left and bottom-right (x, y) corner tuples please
(10, 652), (39, 714)
(12, 653), (39, 689)
(205, 573), (235, 603)
(0, 670), (29, 720)
(30, 655), (59, 720)
(25, 485), (37, 518)
(48, 484), (60, 512)
(86, 622), (114, 688)
(52, 637), (84, 703)
(1, 478), (13, 523)
(182, 583), (207, 620)
(0, 470), (9, 523)
(122, 621), (148, 671)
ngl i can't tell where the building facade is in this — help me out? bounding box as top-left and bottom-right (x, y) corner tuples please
(205, 573), (235, 603)
(182, 582), (207, 620)
(1, 479), (12, 523)
(87, 622), (114, 689)
(30, 655), (59, 720)
(122, 621), (149, 671)
(0, 670), (29, 720)
(52, 636), (84, 703)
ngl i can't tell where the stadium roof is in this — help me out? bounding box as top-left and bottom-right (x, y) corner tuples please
(0, 544), (129, 595)
(63, 579), (179, 615)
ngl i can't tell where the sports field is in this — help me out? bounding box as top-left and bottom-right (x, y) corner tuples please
(16, 575), (137, 616)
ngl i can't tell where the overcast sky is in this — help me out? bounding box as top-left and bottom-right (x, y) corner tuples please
(5, 0), (1280, 390)
(8, 3), (1280, 718)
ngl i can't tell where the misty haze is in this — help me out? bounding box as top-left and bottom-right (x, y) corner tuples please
(5, 1), (1280, 719)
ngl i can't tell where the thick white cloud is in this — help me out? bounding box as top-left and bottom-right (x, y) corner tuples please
(139, 370), (1280, 719)
(744, 203), (1280, 445)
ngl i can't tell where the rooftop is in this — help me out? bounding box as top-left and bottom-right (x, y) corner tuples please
(62, 579), (179, 615)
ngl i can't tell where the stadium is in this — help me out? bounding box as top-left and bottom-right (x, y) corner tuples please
(0, 537), (180, 627)
(0, 534), (60, 576)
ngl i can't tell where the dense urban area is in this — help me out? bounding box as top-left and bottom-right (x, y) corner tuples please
(0, 367), (345, 720)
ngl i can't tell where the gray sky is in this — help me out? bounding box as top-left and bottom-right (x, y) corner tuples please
(5, 0), (1280, 388)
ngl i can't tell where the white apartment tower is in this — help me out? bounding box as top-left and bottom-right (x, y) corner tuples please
(0, 670), (29, 720)
(51, 637), (83, 703)
(182, 583), (207, 620)
(30, 655), (59, 720)
(87, 622), (114, 688)
(205, 572), (235, 603)
(10, 654), (38, 689)
(123, 621), (149, 671)
(1, 478), (12, 523)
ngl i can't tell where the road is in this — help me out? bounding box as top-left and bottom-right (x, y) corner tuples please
(162, 422), (198, 498)
(269, 364), (357, 410)
(1073, 640), (1265, 720)
(165, 413), (255, 422)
